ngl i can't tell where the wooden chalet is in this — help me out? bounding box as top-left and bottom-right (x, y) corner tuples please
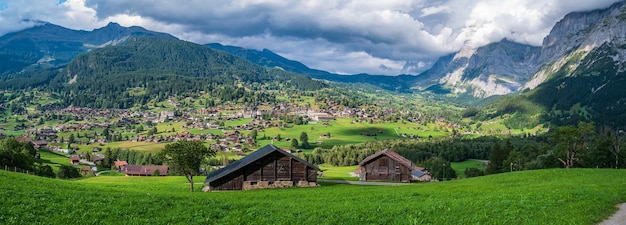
(122, 165), (169, 176)
(31, 140), (48, 150)
(81, 167), (91, 175)
(204, 144), (319, 191)
(357, 149), (431, 182)
(114, 160), (128, 171)
(70, 155), (80, 165)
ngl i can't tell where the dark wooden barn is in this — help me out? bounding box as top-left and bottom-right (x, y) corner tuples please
(122, 165), (169, 176)
(358, 149), (430, 182)
(204, 144), (319, 191)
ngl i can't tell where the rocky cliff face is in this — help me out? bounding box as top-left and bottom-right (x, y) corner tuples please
(526, 1), (626, 90)
(418, 1), (626, 98)
(416, 39), (540, 97)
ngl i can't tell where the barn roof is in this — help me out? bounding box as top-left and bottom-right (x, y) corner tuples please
(123, 165), (169, 176)
(114, 160), (128, 167)
(359, 149), (414, 169)
(411, 169), (426, 177)
(204, 144), (319, 184)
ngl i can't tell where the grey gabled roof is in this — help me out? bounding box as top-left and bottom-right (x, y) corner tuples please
(411, 169), (426, 177)
(359, 149), (414, 169)
(204, 144), (319, 184)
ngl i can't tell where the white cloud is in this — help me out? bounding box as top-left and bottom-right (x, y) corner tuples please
(0, 0), (622, 75)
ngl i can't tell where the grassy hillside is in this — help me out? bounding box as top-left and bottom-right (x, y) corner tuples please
(1, 169), (625, 224)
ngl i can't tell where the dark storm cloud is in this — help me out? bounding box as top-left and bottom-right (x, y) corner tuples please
(0, 0), (623, 75)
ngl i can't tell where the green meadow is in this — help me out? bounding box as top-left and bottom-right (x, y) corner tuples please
(451, 159), (487, 178)
(35, 150), (73, 171)
(1, 169), (625, 224)
(255, 118), (450, 150)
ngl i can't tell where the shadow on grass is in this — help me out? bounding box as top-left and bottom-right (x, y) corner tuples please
(317, 181), (344, 187)
(334, 127), (395, 136)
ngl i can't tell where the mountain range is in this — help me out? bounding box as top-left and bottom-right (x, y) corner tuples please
(0, 21), (175, 76)
(1, 1), (626, 126)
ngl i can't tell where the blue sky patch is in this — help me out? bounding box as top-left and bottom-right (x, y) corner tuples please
(0, 2), (7, 11)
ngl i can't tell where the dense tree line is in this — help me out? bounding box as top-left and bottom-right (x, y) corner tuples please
(299, 122), (626, 179)
(100, 147), (161, 169)
(299, 137), (526, 167)
(0, 138), (56, 178)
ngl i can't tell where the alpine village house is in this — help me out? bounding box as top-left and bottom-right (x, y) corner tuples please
(203, 144), (319, 191)
(356, 149), (431, 182)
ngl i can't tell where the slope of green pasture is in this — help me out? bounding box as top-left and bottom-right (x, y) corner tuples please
(255, 118), (449, 150)
(35, 150), (72, 171)
(451, 159), (487, 178)
(1, 169), (625, 224)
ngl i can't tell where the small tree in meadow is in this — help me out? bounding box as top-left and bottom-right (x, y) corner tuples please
(291, 138), (299, 148)
(300, 132), (309, 149)
(158, 140), (216, 192)
(57, 165), (81, 179)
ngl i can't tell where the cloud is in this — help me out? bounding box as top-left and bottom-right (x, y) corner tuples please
(0, 0), (623, 75)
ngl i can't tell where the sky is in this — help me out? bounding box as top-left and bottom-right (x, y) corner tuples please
(0, 0), (622, 75)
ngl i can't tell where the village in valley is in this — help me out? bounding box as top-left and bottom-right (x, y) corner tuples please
(2, 89), (474, 188)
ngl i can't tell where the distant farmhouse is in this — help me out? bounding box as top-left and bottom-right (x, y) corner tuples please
(204, 144), (319, 191)
(114, 160), (128, 171)
(31, 140), (48, 150)
(69, 155), (80, 165)
(356, 149), (431, 182)
(159, 110), (175, 122)
(308, 112), (334, 122)
(122, 165), (169, 176)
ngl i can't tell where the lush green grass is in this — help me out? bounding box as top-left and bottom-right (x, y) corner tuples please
(35, 150), (73, 172)
(254, 118), (450, 150)
(451, 159), (487, 178)
(318, 164), (359, 181)
(77, 141), (167, 153)
(1, 169), (625, 224)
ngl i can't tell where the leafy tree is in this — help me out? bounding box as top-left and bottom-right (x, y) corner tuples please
(35, 163), (55, 178)
(103, 147), (113, 168)
(503, 150), (526, 172)
(291, 138), (299, 148)
(549, 121), (595, 168)
(152, 169), (161, 176)
(464, 168), (484, 178)
(158, 140), (216, 192)
(57, 165), (81, 179)
(603, 126), (625, 169)
(250, 129), (258, 140)
(68, 133), (75, 149)
(424, 158), (456, 181)
(300, 132), (310, 149)
(0, 138), (34, 170)
(486, 142), (504, 174)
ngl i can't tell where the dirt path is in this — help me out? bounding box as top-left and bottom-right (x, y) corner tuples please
(599, 203), (626, 225)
